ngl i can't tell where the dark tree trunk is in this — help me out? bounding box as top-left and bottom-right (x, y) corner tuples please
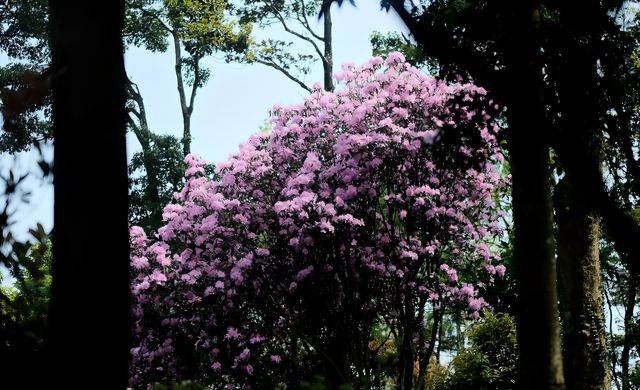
(621, 275), (637, 390)
(504, 2), (565, 389)
(396, 290), (415, 390)
(555, 177), (610, 390)
(47, 1), (130, 387)
(322, 327), (351, 390)
(551, 4), (613, 389)
(323, 5), (334, 92)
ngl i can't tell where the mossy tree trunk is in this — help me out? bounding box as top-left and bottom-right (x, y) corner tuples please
(555, 177), (610, 390)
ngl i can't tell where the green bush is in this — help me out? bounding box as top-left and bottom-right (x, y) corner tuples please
(430, 311), (518, 390)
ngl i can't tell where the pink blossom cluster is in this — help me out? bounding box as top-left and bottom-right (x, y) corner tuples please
(129, 52), (506, 388)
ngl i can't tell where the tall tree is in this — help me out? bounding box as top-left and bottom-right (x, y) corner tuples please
(126, 0), (251, 156)
(47, 1), (130, 387)
(125, 0), (249, 232)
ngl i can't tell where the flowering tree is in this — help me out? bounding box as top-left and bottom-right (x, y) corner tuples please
(129, 52), (506, 389)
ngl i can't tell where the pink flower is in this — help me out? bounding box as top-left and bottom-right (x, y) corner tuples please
(468, 297), (484, 311)
(149, 269), (167, 283)
(495, 264), (506, 277)
(271, 355), (282, 364)
(460, 285), (475, 296)
(225, 327), (240, 340)
(131, 256), (149, 270)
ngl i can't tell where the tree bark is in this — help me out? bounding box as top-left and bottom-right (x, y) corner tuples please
(504, 2), (565, 389)
(126, 78), (161, 210)
(555, 177), (610, 390)
(621, 274), (637, 390)
(551, 3), (615, 388)
(171, 30), (193, 156)
(47, 1), (130, 388)
(322, 5), (334, 92)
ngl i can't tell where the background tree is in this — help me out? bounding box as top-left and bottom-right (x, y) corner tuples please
(124, 0), (250, 232)
(432, 312), (518, 390)
(126, 0), (251, 156)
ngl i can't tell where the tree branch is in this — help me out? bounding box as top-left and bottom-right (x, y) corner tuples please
(171, 30), (189, 117)
(268, 3), (327, 64)
(187, 56), (202, 114)
(125, 0), (173, 33)
(298, 0), (324, 41)
(125, 77), (149, 129)
(255, 59), (312, 92)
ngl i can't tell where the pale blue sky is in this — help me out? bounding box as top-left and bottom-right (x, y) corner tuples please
(1, 2), (407, 244)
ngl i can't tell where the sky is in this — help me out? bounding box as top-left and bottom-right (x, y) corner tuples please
(0, 1), (408, 244)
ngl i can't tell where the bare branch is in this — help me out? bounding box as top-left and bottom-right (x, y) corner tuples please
(187, 56), (202, 114)
(255, 59), (312, 92)
(267, 2), (327, 64)
(171, 31), (189, 117)
(125, 77), (149, 129)
(298, 0), (324, 40)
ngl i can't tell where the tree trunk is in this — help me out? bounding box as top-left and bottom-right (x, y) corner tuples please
(555, 177), (610, 390)
(621, 274), (637, 390)
(126, 78), (161, 213)
(504, 2), (565, 389)
(171, 30), (192, 156)
(322, 5), (334, 92)
(323, 328), (351, 390)
(551, 3), (612, 389)
(415, 309), (441, 390)
(47, 1), (130, 388)
(396, 290), (416, 390)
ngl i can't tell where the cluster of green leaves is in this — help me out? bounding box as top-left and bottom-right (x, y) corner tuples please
(0, 237), (51, 347)
(0, 0), (52, 152)
(0, 0), (49, 61)
(167, 0), (252, 62)
(0, 231), (51, 385)
(370, 31), (432, 71)
(428, 312), (519, 390)
(129, 134), (187, 233)
(0, 64), (53, 151)
(129, 133), (219, 233)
